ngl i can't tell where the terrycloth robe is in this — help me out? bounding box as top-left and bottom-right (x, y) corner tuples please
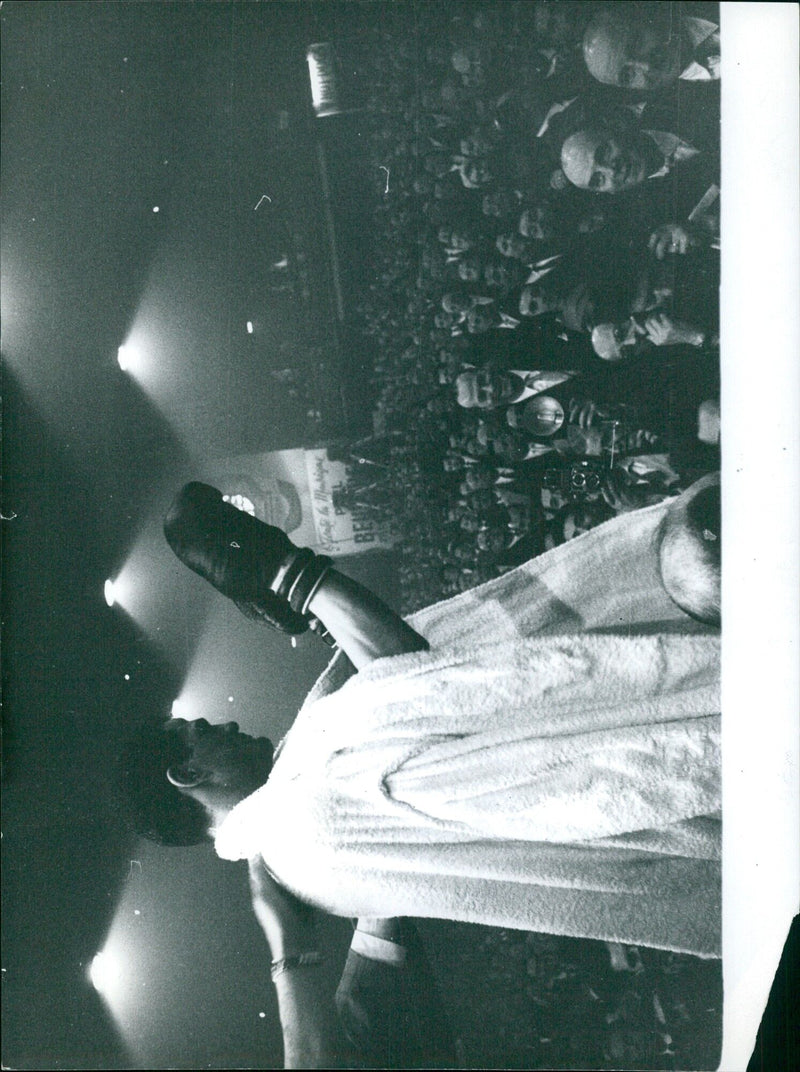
(216, 500), (721, 957)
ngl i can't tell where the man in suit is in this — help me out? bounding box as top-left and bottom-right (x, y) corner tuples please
(582, 5), (720, 91)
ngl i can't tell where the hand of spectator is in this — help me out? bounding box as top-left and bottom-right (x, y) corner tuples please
(643, 313), (704, 348)
(601, 469), (657, 513)
(648, 223), (694, 260)
(568, 398), (606, 430)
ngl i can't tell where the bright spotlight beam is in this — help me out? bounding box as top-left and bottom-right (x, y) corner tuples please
(170, 697), (193, 719)
(104, 579), (117, 608)
(90, 950), (124, 999)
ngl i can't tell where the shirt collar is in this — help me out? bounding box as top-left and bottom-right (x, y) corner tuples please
(642, 129), (700, 179)
(681, 17), (720, 80)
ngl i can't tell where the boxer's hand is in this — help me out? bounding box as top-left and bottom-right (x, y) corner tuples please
(248, 857), (318, 959)
(163, 482), (311, 634)
(164, 482), (294, 599)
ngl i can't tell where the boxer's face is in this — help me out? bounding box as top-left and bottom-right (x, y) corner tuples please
(163, 718), (273, 812)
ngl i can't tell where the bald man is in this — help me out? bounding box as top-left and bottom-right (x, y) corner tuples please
(583, 8), (720, 91)
(560, 126), (701, 194)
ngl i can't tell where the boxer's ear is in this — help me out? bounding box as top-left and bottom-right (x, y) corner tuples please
(166, 763), (209, 789)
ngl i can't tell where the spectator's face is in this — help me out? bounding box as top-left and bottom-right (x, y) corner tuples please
(561, 131), (648, 194)
(456, 368), (523, 409)
(519, 285), (551, 317)
(496, 233), (526, 258)
(482, 193), (505, 217)
(577, 209), (607, 235)
(461, 134), (491, 157)
(591, 319), (640, 360)
(561, 507), (596, 541)
(583, 14), (683, 91)
(442, 293), (471, 315)
(468, 489), (494, 511)
(466, 308), (493, 334)
(491, 431), (524, 460)
(450, 230), (473, 251)
(518, 206), (551, 241)
(484, 264), (512, 288)
(451, 543), (473, 562)
(163, 719), (273, 809)
(451, 45), (483, 77)
(477, 528), (507, 553)
(465, 468), (493, 490)
(461, 160), (492, 188)
(458, 260), (481, 283)
(533, 1), (570, 41)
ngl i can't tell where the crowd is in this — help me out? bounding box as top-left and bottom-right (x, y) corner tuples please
(335, 1), (720, 613)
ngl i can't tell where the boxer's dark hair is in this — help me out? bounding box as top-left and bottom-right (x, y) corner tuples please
(117, 720), (210, 845)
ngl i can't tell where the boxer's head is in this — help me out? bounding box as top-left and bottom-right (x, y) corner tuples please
(120, 718), (274, 844)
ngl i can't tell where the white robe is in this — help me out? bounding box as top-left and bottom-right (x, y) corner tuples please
(216, 501), (721, 957)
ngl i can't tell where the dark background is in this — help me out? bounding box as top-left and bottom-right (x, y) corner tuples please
(1, 3), (382, 1066)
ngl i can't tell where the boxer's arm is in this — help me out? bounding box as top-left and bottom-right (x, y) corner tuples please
(272, 965), (343, 1070)
(163, 482), (428, 669)
(306, 569), (428, 669)
(248, 860), (346, 1069)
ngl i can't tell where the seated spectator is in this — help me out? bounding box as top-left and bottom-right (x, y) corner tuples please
(560, 125), (697, 194)
(582, 8), (720, 90)
(455, 365), (578, 409)
(591, 312), (715, 361)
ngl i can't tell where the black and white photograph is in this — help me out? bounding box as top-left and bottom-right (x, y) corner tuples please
(1, 2), (797, 1069)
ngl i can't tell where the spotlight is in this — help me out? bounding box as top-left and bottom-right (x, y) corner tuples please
(104, 579), (117, 607)
(170, 697), (190, 719)
(117, 345), (132, 371)
(89, 950), (122, 997)
(246, 321), (254, 334)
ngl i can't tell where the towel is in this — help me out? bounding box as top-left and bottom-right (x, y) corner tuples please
(216, 502), (722, 957)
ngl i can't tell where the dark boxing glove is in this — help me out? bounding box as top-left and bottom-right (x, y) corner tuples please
(163, 482), (332, 635)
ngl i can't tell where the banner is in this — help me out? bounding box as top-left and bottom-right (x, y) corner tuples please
(203, 448), (396, 557)
(304, 448), (397, 554)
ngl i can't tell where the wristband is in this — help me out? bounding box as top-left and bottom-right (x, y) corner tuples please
(270, 951), (324, 981)
(271, 549), (333, 616)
